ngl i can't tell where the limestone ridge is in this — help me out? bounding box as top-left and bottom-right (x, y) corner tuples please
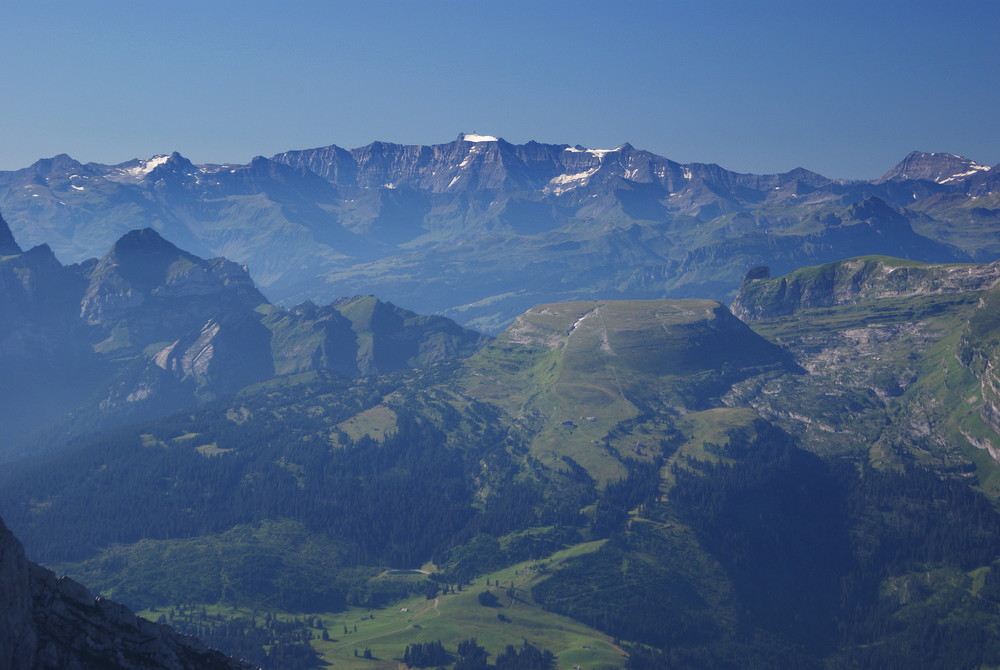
(0, 516), (253, 670)
(731, 256), (1000, 322)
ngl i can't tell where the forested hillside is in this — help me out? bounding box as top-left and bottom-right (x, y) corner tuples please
(7, 264), (1000, 667)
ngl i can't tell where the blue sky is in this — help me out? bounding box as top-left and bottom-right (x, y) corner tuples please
(2, 0), (997, 179)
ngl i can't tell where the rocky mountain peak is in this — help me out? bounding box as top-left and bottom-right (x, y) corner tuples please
(98, 228), (200, 288)
(268, 144), (355, 183)
(81, 228), (265, 329)
(845, 196), (902, 223)
(879, 150), (990, 184)
(110, 226), (184, 255)
(146, 151), (197, 177)
(25, 154), (85, 178)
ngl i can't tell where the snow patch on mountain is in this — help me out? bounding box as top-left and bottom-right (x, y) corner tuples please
(461, 133), (498, 143)
(564, 147), (617, 158)
(105, 155), (172, 183)
(938, 164), (991, 184)
(458, 144), (485, 169)
(545, 166), (601, 195)
(127, 155), (171, 178)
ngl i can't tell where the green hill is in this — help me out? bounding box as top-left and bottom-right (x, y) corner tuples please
(462, 299), (794, 483)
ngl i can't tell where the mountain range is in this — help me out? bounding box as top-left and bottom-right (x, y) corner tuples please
(1, 136), (996, 331)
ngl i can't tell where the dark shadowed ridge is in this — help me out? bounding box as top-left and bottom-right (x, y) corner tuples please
(0, 212), (21, 256)
(0, 515), (254, 670)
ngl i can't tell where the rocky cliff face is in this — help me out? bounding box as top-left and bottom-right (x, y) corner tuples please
(80, 228), (267, 345)
(726, 254), (1000, 469)
(731, 255), (1000, 322)
(0, 517), (252, 670)
(0, 226), (272, 458)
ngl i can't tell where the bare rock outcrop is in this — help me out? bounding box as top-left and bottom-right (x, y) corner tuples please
(732, 256), (1000, 322)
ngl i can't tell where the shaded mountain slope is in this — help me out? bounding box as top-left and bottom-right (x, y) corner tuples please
(0, 224), (487, 461)
(6, 286), (1000, 668)
(0, 516), (251, 670)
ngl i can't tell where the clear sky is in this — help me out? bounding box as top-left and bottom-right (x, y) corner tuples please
(2, 0), (997, 179)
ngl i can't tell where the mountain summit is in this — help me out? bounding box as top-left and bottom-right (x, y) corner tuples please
(878, 150), (991, 184)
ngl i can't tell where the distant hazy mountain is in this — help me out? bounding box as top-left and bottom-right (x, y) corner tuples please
(877, 150), (992, 184)
(0, 218), (487, 461)
(1, 135), (994, 331)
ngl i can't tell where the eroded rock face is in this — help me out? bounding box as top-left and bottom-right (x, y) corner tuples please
(0, 516), (254, 670)
(80, 228), (265, 329)
(731, 256), (1000, 322)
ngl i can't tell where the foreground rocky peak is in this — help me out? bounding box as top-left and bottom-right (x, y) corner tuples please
(90, 228), (263, 301)
(0, 516), (252, 670)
